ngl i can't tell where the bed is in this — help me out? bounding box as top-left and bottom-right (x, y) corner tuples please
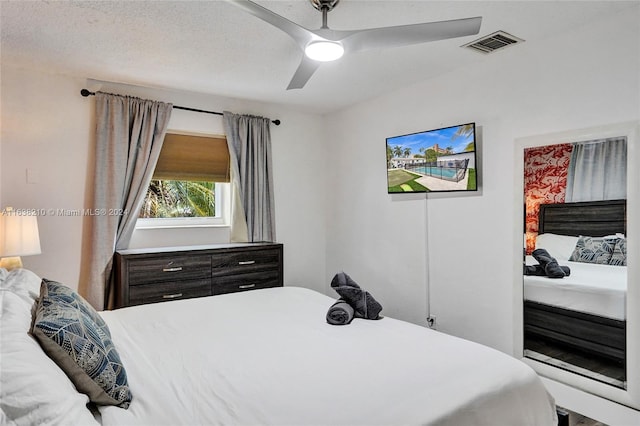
(523, 200), (627, 363)
(1, 268), (557, 425)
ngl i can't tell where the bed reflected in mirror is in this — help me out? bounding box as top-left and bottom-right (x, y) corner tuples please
(522, 137), (627, 389)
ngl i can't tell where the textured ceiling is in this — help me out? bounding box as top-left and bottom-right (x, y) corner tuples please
(1, 1), (636, 114)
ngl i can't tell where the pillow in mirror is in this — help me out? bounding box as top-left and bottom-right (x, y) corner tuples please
(569, 236), (618, 265)
(609, 238), (627, 266)
(535, 233), (579, 261)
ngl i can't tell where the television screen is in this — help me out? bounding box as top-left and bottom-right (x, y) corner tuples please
(386, 122), (477, 193)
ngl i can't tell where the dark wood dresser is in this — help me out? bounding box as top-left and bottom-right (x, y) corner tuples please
(113, 243), (283, 309)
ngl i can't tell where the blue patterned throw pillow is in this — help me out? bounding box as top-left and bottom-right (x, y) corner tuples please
(30, 279), (132, 408)
(569, 236), (617, 265)
(609, 238), (627, 266)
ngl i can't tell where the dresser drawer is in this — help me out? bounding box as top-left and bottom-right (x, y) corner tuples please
(213, 270), (281, 295)
(127, 255), (211, 285)
(114, 243), (283, 309)
(211, 248), (280, 277)
(129, 278), (212, 306)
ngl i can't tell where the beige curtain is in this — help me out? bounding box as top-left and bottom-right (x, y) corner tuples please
(223, 112), (275, 243)
(79, 92), (172, 309)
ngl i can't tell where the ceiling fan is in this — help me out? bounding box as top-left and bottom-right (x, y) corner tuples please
(226, 0), (482, 90)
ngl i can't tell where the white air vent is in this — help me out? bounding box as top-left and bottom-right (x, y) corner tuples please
(463, 31), (524, 54)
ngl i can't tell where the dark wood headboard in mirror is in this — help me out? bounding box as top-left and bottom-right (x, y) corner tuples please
(538, 199), (626, 237)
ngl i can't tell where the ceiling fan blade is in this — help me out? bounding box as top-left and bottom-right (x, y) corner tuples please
(287, 56), (322, 90)
(225, 0), (314, 48)
(335, 17), (482, 53)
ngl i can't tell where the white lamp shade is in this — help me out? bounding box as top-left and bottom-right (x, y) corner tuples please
(0, 214), (41, 257)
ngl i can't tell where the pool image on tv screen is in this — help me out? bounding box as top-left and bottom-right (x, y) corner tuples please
(386, 122), (477, 193)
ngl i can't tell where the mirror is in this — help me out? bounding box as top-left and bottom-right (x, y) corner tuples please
(515, 121), (639, 409)
(522, 137), (627, 389)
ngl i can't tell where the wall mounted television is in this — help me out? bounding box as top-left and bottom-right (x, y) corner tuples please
(386, 122), (477, 193)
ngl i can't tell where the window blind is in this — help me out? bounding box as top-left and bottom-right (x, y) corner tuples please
(153, 133), (230, 182)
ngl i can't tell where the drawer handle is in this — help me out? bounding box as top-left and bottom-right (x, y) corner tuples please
(162, 267), (183, 272)
(239, 284), (256, 289)
(162, 293), (183, 299)
(238, 260), (255, 265)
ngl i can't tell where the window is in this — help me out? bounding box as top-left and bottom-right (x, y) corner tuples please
(136, 132), (231, 228)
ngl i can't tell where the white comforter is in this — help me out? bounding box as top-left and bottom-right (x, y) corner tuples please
(99, 286), (556, 425)
(524, 257), (627, 320)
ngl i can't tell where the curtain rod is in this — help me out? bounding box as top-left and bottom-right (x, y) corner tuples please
(80, 89), (281, 126)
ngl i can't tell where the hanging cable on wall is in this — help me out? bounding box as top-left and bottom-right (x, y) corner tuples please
(425, 193), (435, 328)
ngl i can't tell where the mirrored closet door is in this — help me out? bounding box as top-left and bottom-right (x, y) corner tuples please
(515, 122), (639, 409)
(522, 138), (627, 388)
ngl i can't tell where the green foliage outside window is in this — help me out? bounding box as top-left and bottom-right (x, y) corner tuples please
(139, 180), (216, 218)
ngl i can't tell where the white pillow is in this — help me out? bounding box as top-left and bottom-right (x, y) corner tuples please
(0, 289), (100, 425)
(603, 233), (625, 239)
(535, 233), (579, 261)
(0, 268), (42, 303)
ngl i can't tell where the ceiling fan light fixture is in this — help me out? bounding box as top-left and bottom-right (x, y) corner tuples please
(304, 40), (344, 62)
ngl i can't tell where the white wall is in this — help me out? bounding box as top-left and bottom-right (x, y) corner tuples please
(325, 7), (640, 351)
(0, 67), (328, 295)
(1, 69), (91, 285)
